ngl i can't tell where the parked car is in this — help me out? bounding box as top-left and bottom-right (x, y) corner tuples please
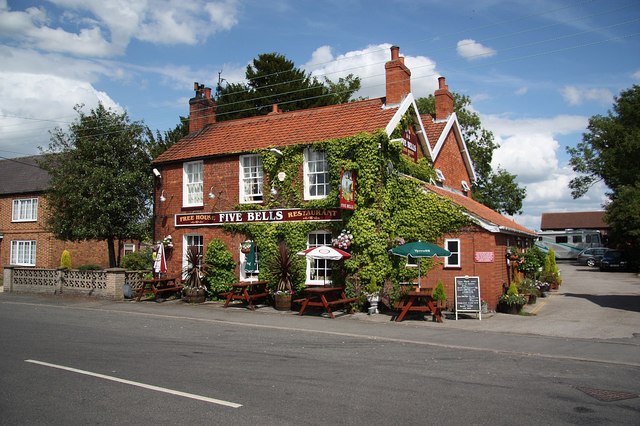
(577, 247), (609, 267)
(599, 250), (628, 272)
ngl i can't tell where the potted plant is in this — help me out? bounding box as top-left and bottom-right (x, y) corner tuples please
(182, 246), (206, 303)
(497, 282), (527, 314)
(364, 279), (381, 315)
(269, 242), (295, 311)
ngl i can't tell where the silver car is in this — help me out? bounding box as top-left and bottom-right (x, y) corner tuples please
(577, 247), (609, 267)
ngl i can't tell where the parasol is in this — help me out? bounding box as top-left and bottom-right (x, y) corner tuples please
(390, 240), (450, 286)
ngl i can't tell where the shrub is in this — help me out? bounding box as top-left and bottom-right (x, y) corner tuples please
(59, 250), (72, 270)
(432, 280), (447, 301)
(121, 250), (153, 271)
(499, 282), (527, 306)
(204, 239), (237, 298)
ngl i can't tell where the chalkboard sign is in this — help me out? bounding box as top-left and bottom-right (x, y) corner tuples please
(455, 276), (481, 320)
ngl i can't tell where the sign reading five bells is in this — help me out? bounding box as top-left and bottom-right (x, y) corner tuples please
(175, 208), (342, 227)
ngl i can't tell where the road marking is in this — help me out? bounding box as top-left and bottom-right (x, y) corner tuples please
(24, 359), (242, 408)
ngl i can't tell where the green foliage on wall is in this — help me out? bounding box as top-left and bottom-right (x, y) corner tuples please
(204, 238), (237, 297)
(223, 130), (470, 299)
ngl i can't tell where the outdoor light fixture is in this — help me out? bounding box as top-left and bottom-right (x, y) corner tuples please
(269, 148), (283, 157)
(160, 190), (166, 202)
(208, 186), (216, 199)
(153, 168), (161, 178)
(277, 171), (286, 182)
(270, 183), (278, 195)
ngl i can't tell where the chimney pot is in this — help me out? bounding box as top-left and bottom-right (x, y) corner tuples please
(204, 87), (212, 99)
(435, 76), (454, 121)
(391, 45), (400, 60)
(438, 76), (447, 90)
(385, 45), (411, 105)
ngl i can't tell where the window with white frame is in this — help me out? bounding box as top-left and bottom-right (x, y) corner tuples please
(239, 154), (264, 203)
(444, 239), (460, 268)
(123, 243), (136, 256)
(240, 246), (260, 281)
(304, 148), (329, 200)
(183, 234), (204, 277)
(306, 231), (333, 285)
(435, 169), (446, 182)
(10, 240), (36, 266)
(12, 198), (38, 222)
(183, 161), (203, 207)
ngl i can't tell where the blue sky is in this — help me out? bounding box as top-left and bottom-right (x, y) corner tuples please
(1, 0), (639, 231)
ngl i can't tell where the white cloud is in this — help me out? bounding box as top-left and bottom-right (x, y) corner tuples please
(304, 43), (440, 100)
(483, 113), (608, 231)
(0, 0), (242, 57)
(633, 70), (640, 80)
(515, 86), (528, 95)
(561, 86), (613, 106)
(0, 72), (121, 156)
(456, 39), (496, 61)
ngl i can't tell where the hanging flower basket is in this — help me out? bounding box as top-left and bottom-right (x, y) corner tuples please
(240, 240), (253, 254)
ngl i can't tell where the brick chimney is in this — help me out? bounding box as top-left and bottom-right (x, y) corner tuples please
(385, 45), (411, 105)
(434, 76), (454, 121)
(189, 82), (216, 133)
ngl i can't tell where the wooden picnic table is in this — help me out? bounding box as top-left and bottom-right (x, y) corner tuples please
(135, 275), (184, 302)
(395, 289), (443, 322)
(222, 281), (269, 310)
(296, 287), (357, 319)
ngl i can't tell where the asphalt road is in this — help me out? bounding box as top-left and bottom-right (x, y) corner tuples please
(0, 263), (638, 425)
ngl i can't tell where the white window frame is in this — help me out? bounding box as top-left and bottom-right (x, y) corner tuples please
(435, 169), (446, 182)
(239, 247), (260, 281)
(10, 240), (37, 266)
(305, 230), (333, 285)
(444, 239), (461, 268)
(12, 198), (38, 222)
(183, 161), (203, 207)
(239, 154), (264, 204)
(304, 148), (330, 200)
(123, 243), (136, 256)
(182, 234), (204, 278)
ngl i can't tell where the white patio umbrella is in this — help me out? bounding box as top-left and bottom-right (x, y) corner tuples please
(153, 243), (167, 276)
(297, 245), (351, 285)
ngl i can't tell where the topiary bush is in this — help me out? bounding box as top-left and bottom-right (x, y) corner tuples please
(432, 280), (447, 301)
(59, 250), (72, 270)
(204, 239), (237, 298)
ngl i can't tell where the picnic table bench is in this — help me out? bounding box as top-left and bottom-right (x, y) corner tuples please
(394, 287), (443, 322)
(296, 287), (357, 319)
(222, 281), (269, 310)
(135, 275), (183, 302)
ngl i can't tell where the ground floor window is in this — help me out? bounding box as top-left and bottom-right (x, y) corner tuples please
(123, 243), (136, 256)
(306, 231), (332, 285)
(444, 239), (460, 268)
(183, 234), (204, 277)
(11, 240), (36, 266)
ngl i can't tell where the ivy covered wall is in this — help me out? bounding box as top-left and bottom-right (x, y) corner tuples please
(224, 130), (469, 296)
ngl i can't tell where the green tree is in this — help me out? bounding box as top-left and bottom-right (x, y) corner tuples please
(40, 103), (153, 267)
(215, 53), (361, 121)
(147, 116), (189, 159)
(416, 93), (526, 215)
(567, 85), (640, 251)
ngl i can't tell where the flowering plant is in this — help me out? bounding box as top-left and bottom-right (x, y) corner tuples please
(332, 229), (353, 250)
(499, 283), (527, 306)
(273, 289), (294, 296)
(162, 235), (173, 247)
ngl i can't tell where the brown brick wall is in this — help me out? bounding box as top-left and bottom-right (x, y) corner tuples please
(433, 130), (472, 195)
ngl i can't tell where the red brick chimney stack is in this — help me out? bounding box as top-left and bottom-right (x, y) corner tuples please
(385, 45), (411, 105)
(189, 82), (217, 133)
(434, 76), (454, 121)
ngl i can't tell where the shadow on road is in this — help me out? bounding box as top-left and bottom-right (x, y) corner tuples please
(564, 293), (640, 313)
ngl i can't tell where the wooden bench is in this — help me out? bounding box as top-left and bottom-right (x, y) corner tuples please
(298, 287), (356, 319)
(223, 281), (269, 310)
(135, 276), (183, 302)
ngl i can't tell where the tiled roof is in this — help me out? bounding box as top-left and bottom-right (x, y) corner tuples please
(421, 114), (445, 150)
(425, 184), (536, 236)
(0, 155), (50, 195)
(540, 211), (607, 230)
(154, 98), (398, 164)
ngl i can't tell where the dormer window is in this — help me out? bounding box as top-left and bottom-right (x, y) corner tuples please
(435, 169), (446, 182)
(461, 180), (470, 192)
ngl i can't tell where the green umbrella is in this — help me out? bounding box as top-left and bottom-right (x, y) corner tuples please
(390, 241), (451, 286)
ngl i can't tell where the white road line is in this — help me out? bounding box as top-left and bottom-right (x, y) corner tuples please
(25, 359), (242, 408)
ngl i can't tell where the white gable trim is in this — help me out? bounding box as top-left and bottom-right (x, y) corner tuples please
(432, 113), (477, 182)
(384, 94), (434, 159)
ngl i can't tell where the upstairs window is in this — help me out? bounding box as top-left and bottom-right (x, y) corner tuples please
(12, 198), (38, 222)
(183, 161), (203, 207)
(444, 239), (460, 268)
(239, 154), (264, 203)
(304, 148), (329, 200)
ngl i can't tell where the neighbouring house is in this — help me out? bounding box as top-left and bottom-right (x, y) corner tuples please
(540, 211), (609, 245)
(151, 45), (534, 310)
(0, 155), (141, 273)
